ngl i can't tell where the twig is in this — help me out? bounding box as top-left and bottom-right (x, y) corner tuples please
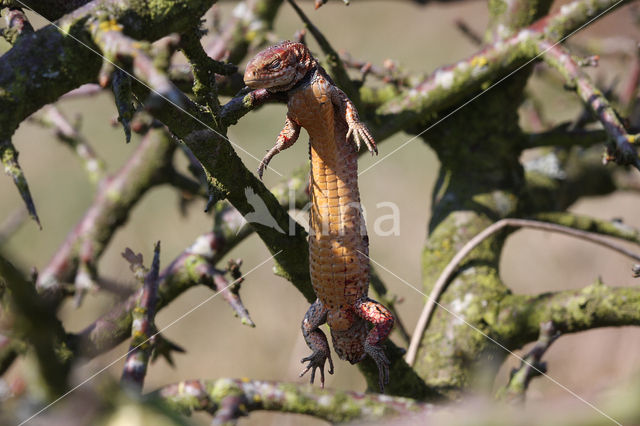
(454, 19), (483, 46)
(406, 218), (640, 366)
(0, 208), (27, 246)
(35, 128), (176, 306)
(180, 30), (237, 117)
(374, 0), (629, 141)
(497, 321), (558, 403)
(0, 6), (33, 44)
(72, 232), (252, 358)
(339, 51), (409, 87)
(286, 0), (358, 103)
(89, 18), (185, 112)
(36, 106), (106, 184)
(526, 122), (608, 149)
(539, 40), (639, 170)
(0, 139), (40, 229)
(121, 241), (161, 393)
(0, 254), (71, 398)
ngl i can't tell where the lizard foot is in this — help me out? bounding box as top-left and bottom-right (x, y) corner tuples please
(257, 156), (271, 180)
(300, 350), (334, 388)
(365, 342), (390, 393)
(346, 122), (377, 155)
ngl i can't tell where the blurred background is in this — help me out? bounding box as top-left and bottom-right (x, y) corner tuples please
(1, 0), (639, 424)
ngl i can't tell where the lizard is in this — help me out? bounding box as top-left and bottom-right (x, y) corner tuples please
(244, 41), (394, 392)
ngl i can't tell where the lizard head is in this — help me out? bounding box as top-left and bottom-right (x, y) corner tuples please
(244, 41), (317, 92)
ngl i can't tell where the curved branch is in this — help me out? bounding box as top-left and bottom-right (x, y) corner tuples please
(406, 218), (640, 366)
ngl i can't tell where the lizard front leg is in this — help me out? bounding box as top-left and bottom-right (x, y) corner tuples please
(257, 115), (301, 179)
(354, 298), (394, 392)
(330, 87), (377, 155)
(300, 299), (334, 388)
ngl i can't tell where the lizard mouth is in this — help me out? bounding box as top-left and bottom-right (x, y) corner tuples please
(244, 76), (294, 91)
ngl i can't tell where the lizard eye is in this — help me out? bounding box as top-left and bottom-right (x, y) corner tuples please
(268, 59), (281, 69)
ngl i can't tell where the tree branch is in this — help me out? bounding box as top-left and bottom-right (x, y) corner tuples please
(155, 378), (433, 423)
(539, 40), (639, 170)
(0, 254), (71, 398)
(496, 281), (640, 348)
(33, 106), (106, 184)
(407, 218), (640, 366)
(496, 321), (558, 403)
(121, 242), (161, 393)
(525, 122), (607, 149)
(35, 128), (176, 306)
(0, 6), (33, 44)
(0, 138), (40, 228)
(0, 0), (215, 140)
(374, 0), (630, 140)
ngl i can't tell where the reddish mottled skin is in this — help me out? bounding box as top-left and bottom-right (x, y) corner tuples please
(245, 42), (394, 392)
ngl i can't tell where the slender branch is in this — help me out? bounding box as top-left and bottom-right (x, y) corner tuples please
(0, 139), (40, 229)
(89, 18), (185, 111)
(34, 106), (106, 184)
(71, 232), (250, 358)
(0, 6), (33, 44)
(496, 321), (558, 403)
(525, 122), (607, 149)
(121, 242), (161, 393)
(155, 378), (433, 423)
(539, 40), (639, 170)
(339, 51), (410, 88)
(35, 128), (176, 306)
(374, 0), (630, 140)
(406, 218), (640, 366)
(0, 254), (71, 398)
(0, 208), (27, 246)
(532, 212), (640, 245)
(180, 30), (236, 117)
(454, 19), (483, 46)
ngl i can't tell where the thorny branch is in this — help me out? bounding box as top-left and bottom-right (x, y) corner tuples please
(32, 106), (106, 184)
(497, 321), (558, 403)
(539, 41), (640, 169)
(35, 128), (178, 306)
(121, 242), (161, 393)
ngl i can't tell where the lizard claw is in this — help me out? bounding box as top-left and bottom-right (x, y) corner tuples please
(300, 350), (334, 388)
(365, 342), (390, 393)
(346, 123), (377, 155)
(257, 151), (273, 180)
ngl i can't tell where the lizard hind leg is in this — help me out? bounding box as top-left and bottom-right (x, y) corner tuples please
(300, 299), (334, 388)
(355, 297), (394, 393)
(257, 115), (301, 179)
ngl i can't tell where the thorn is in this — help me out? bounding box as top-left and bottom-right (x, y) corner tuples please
(111, 69), (134, 143)
(98, 61), (114, 88)
(0, 139), (41, 229)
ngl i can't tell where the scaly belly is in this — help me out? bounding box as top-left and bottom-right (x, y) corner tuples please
(287, 78), (370, 330)
(308, 136), (369, 324)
